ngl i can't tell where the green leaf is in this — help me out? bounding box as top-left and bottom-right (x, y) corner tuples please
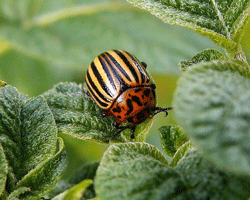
(176, 149), (250, 200)
(8, 187), (31, 200)
(170, 141), (193, 167)
(127, 117), (153, 143)
(43, 82), (152, 143)
(0, 143), (7, 195)
(52, 179), (93, 200)
(0, 80), (6, 87)
(16, 138), (67, 199)
(0, 86), (67, 199)
(95, 142), (191, 200)
(19, 95), (57, 178)
(0, 49), (81, 97)
(173, 61), (250, 176)
(179, 49), (226, 72)
(0, 0), (39, 21)
(42, 82), (116, 143)
(67, 162), (98, 199)
(0, 86), (28, 187)
(48, 162), (99, 199)
(0, 1), (221, 75)
(159, 125), (189, 157)
(128, 0), (250, 61)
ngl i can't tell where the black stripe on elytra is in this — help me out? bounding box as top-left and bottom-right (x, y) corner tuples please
(125, 51), (147, 83)
(98, 57), (117, 91)
(126, 99), (133, 115)
(86, 83), (109, 108)
(101, 53), (127, 88)
(86, 71), (111, 105)
(106, 52), (132, 82)
(135, 88), (142, 93)
(91, 62), (112, 97)
(114, 50), (139, 83)
(132, 96), (142, 106)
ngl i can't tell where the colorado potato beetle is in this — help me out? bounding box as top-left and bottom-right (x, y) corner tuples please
(86, 50), (172, 141)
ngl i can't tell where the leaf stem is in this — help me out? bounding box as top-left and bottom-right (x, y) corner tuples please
(226, 44), (250, 72)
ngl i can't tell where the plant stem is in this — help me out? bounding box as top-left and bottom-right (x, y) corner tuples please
(226, 44), (250, 72)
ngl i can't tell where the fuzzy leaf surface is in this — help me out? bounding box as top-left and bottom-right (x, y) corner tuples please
(17, 138), (67, 199)
(19, 95), (57, 178)
(174, 61), (250, 176)
(179, 49), (226, 72)
(0, 86), (67, 199)
(0, 143), (7, 195)
(170, 141), (193, 167)
(159, 125), (189, 157)
(128, 0), (250, 57)
(95, 142), (191, 200)
(176, 149), (250, 200)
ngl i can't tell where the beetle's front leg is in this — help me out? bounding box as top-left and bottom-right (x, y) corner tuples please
(130, 126), (136, 142)
(110, 124), (136, 141)
(112, 121), (120, 129)
(150, 107), (173, 118)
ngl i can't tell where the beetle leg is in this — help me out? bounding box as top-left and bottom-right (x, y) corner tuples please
(110, 124), (135, 141)
(86, 91), (91, 97)
(150, 107), (173, 118)
(109, 128), (125, 141)
(112, 121), (120, 128)
(130, 126), (136, 142)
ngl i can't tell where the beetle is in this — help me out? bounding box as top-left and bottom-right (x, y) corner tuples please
(86, 50), (172, 141)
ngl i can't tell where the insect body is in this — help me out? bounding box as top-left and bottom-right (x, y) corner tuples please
(86, 50), (172, 141)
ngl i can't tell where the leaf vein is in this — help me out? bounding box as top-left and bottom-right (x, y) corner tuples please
(210, 0), (230, 38)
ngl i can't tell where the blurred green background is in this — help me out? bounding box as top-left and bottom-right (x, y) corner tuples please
(0, 0), (249, 178)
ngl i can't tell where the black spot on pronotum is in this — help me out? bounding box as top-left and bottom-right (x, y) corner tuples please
(135, 88), (142, 93)
(126, 99), (133, 115)
(113, 106), (121, 113)
(117, 116), (121, 119)
(131, 96), (142, 106)
(143, 89), (151, 97)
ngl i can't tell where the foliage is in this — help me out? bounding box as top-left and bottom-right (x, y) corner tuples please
(0, 86), (67, 199)
(0, 0), (249, 199)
